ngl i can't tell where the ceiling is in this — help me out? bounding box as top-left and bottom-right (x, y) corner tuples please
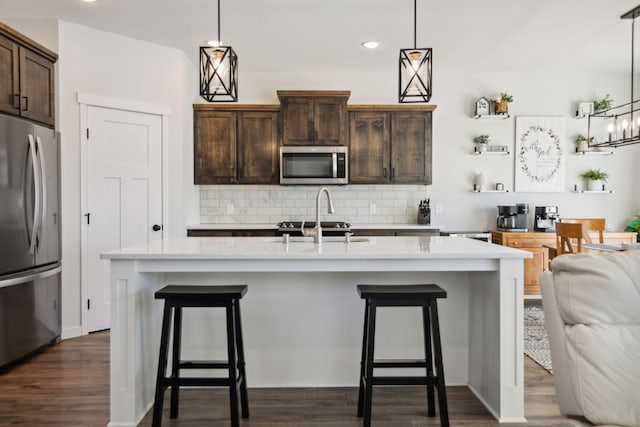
(1, 0), (639, 74)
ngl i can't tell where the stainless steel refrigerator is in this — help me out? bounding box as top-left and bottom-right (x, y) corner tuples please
(0, 114), (61, 370)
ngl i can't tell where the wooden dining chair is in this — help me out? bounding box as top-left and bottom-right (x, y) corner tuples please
(557, 218), (605, 244)
(555, 222), (585, 255)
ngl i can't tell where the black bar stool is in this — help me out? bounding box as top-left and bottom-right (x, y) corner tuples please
(152, 285), (249, 427)
(356, 284), (449, 427)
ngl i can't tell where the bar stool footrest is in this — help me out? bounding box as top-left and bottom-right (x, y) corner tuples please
(161, 377), (234, 387)
(369, 376), (435, 386)
(178, 360), (232, 369)
(372, 358), (428, 368)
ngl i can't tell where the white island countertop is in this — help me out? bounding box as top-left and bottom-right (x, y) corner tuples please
(102, 236), (531, 426)
(102, 235), (524, 261)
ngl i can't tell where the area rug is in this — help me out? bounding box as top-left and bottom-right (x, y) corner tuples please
(524, 305), (553, 374)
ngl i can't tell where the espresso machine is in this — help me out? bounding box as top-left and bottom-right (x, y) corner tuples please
(497, 204), (529, 232)
(534, 206), (559, 232)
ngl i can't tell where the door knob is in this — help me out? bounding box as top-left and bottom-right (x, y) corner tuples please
(152, 224), (162, 232)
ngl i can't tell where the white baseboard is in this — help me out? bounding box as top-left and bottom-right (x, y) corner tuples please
(61, 325), (84, 340)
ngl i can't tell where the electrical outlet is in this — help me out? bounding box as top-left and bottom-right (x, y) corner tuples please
(369, 203), (376, 215)
(607, 224), (613, 231)
(226, 204), (234, 215)
(435, 204), (443, 214)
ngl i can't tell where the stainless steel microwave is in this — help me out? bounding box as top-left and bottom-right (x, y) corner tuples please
(280, 146), (348, 185)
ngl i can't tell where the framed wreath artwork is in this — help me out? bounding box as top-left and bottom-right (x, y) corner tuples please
(515, 116), (566, 192)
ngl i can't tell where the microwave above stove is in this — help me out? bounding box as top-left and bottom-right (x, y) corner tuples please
(280, 146), (348, 185)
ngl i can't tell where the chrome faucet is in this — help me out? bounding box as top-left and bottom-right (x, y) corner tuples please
(301, 187), (335, 243)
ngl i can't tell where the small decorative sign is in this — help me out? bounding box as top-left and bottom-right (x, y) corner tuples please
(576, 102), (594, 118)
(515, 116), (566, 192)
(475, 97), (490, 116)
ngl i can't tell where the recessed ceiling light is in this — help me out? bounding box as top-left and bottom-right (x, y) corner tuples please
(83, 0), (98, 3)
(361, 41), (380, 49)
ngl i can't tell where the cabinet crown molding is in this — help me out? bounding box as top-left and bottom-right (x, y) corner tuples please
(348, 104), (437, 111)
(277, 90), (351, 101)
(0, 22), (58, 61)
(193, 104), (280, 111)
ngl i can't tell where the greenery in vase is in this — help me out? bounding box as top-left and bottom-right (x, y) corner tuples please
(499, 92), (514, 103)
(593, 94), (613, 111)
(580, 168), (609, 181)
(473, 134), (490, 144)
(574, 134), (595, 145)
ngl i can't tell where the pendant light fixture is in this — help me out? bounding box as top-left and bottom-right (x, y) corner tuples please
(199, 0), (238, 102)
(399, 0), (432, 103)
(587, 4), (640, 148)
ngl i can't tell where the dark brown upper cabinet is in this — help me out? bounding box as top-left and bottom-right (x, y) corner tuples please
(0, 23), (56, 128)
(349, 111), (390, 183)
(349, 106), (435, 184)
(237, 110), (279, 184)
(278, 90), (350, 146)
(194, 105), (279, 185)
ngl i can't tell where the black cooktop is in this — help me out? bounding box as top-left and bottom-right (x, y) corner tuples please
(277, 221), (351, 230)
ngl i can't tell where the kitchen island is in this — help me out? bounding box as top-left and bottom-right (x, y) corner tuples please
(102, 236), (531, 426)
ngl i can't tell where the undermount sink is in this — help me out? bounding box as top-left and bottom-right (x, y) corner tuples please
(268, 236), (369, 244)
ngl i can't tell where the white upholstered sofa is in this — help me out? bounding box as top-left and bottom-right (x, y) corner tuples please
(540, 250), (640, 427)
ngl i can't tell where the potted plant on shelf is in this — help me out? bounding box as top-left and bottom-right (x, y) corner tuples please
(574, 134), (594, 153)
(624, 214), (640, 242)
(593, 94), (613, 112)
(473, 134), (490, 152)
(580, 168), (609, 191)
(494, 93), (513, 115)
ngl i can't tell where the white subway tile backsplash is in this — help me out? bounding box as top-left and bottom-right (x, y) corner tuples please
(199, 184), (430, 224)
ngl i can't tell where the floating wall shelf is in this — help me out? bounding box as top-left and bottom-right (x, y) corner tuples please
(471, 150), (510, 156)
(573, 150), (614, 156)
(471, 189), (510, 193)
(473, 114), (510, 120)
(571, 190), (615, 194)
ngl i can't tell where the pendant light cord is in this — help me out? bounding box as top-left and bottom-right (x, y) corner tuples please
(217, 0), (221, 45)
(413, 0), (417, 49)
(632, 17), (635, 112)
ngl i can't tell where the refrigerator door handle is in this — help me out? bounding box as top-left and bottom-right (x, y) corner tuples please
(27, 135), (41, 255)
(0, 265), (62, 289)
(36, 136), (47, 249)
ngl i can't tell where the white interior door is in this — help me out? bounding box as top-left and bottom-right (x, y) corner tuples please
(84, 106), (163, 332)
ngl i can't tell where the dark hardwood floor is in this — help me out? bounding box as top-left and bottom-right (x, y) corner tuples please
(0, 331), (565, 426)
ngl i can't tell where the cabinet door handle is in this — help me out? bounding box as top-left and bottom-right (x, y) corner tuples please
(383, 168), (387, 178)
(22, 96), (28, 111)
(391, 168), (396, 179)
(13, 94), (20, 109)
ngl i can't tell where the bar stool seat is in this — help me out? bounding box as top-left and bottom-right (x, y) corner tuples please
(357, 284), (449, 427)
(152, 285), (249, 427)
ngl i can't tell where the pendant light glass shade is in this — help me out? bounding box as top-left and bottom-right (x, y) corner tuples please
(399, 0), (432, 103)
(200, 45), (238, 102)
(399, 48), (432, 103)
(199, 0), (238, 102)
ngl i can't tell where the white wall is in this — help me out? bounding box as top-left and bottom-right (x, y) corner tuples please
(54, 21), (197, 337)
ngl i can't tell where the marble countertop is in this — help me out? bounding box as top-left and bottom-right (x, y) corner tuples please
(187, 223), (441, 230)
(102, 236), (530, 260)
